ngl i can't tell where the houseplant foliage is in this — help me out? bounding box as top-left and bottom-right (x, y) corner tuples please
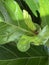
(0, 0), (49, 65)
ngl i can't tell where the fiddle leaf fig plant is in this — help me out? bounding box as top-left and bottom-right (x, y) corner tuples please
(0, 0), (49, 65)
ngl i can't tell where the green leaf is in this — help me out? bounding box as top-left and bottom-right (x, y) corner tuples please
(46, 40), (49, 48)
(0, 43), (48, 65)
(0, 0), (32, 32)
(17, 35), (30, 52)
(0, 22), (25, 44)
(0, 1), (12, 23)
(38, 25), (49, 45)
(24, 0), (39, 16)
(31, 26), (49, 45)
(0, 1), (49, 65)
(39, 0), (49, 50)
(0, 12), (4, 22)
(0, 0), (49, 51)
(39, 0), (49, 27)
(0, 21), (35, 45)
(17, 25), (49, 52)
(0, 0), (36, 45)
(23, 10), (36, 31)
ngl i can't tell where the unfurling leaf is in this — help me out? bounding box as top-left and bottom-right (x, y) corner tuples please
(17, 25), (49, 52)
(17, 35), (30, 52)
(23, 10), (36, 31)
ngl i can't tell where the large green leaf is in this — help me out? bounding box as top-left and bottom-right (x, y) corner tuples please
(0, 0), (36, 45)
(39, 0), (49, 27)
(0, 0), (30, 30)
(0, 20), (34, 45)
(0, 22), (25, 44)
(0, 42), (48, 65)
(39, 0), (49, 49)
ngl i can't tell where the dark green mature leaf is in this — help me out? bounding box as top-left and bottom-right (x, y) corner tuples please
(0, 43), (48, 65)
(24, 0), (39, 17)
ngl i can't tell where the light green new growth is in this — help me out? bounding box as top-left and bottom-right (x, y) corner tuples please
(23, 10), (36, 31)
(17, 25), (49, 52)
